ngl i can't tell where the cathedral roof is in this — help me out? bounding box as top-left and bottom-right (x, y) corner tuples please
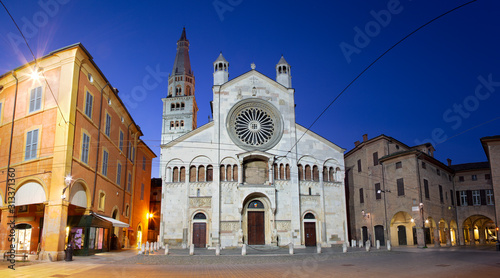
(171, 27), (192, 76)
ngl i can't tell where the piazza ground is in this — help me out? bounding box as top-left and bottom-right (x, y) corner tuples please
(1, 245), (499, 277)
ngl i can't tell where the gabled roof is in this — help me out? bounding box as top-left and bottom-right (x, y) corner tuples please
(162, 121), (214, 148)
(215, 68), (293, 90)
(295, 124), (345, 153)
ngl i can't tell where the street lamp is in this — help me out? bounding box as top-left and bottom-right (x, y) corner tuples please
(62, 175), (72, 199)
(420, 202), (427, 248)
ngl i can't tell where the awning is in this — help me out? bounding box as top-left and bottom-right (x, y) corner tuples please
(94, 214), (130, 228)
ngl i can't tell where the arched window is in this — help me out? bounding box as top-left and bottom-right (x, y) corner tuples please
(172, 167), (179, 182)
(186, 86), (191, 96)
(189, 166), (196, 182)
(198, 165), (205, 182)
(171, 103), (175, 111)
(308, 187), (312, 195)
(220, 165), (225, 181)
(196, 188), (200, 197)
(175, 121), (179, 128)
(180, 120), (184, 127)
(194, 212), (206, 219)
(180, 167), (186, 182)
(274, 163), (278, 180)
(226, 165), (232, 181)
(313, 165), (319, 181)
(170, 121), (174, 129)
(248, 200), (264, 209)
(329, 167), (334, 182)
(286, 164), (290, 180)
(176, 103), (180, 110)
(323, 166), (328, 182)
(304, 213), (315, 219)
(280, 164), (284, 180)
(125, 204), (130, 217)
(305, 165), (311, 181)
(181, 102), (185, 110)
(233, 165), (238, 181)
(298, 164), (303, 181)
(206, 165), (213, 181)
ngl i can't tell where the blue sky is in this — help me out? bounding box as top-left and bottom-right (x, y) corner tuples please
(1, 0), (498, 177)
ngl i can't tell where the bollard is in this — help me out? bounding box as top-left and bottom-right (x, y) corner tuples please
(352, 240), (356, 248)
(216, 244), (220, 256)
(146, 242), (150, 255)
(316, 244), (322, 254)
(376, 240), (380, 250)
(387, 240), (392, 251)
(242, 244), (247, 256)
(365, 240), (371, 252)
(141, 243), (145, 254)
(359, 241), (363, 248)
(289, 243), (294, 255)
(343, 242), (348, 253)
(189, 244), (194, 256)
(164, 244), (169, 255)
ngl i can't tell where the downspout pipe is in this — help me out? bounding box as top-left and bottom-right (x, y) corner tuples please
(91, 82), (113, 207)
(4, 71), (18, 204)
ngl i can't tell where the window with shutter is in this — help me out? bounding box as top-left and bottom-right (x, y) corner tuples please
(25, 129), (39, 160)
(397, 178), (404, 196)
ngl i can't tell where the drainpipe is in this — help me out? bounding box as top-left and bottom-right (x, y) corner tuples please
(122, 122), (133, 218)
(4, 71), (18, 204)
(91, 82), (112, 207)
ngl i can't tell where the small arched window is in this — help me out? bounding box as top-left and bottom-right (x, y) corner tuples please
(189, 166), (196, 182)
(274, 163), (278, 180)
(329, 167), (334, 182)
(196, 188), (200, 197)
(170, 121), (174, 129)
(194, 212), (206, 219)
(323, 166), (328, 182)
(233, 165), (238, 181)
(206, 165), (213, 181)
(305, 165), (311, 181)
(226, 165), (232, 181)
(298, 164), (303, 181)
(172, 167), (179, 182)
(181, 102), (185, 110)
(180, 120), (184, 127)
(279, 164), (284, 180)
(220, 165), (225, 181)
(171, 103), (175, 111)
(198, 165), (205, 182)
(286, 164), (290, 180)
(313, 165), (319, 181)
(180, 167), (186, 182)
(248, 200), (264, 209)
(309, 187), (312, 195)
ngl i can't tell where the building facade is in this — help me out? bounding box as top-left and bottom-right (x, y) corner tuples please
(160, 29), (348, 248)
(0, 44), (155, 260)
(345, 134), (457, 248)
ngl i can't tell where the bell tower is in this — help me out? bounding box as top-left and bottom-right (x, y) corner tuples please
(161, 28), (198, 144)
(276, 55), (291, 88)
(213, 52), (229, 85)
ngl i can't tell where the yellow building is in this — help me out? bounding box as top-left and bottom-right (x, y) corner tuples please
(0, 43), (155, 261)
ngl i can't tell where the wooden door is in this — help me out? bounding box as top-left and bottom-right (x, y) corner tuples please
(398, 225), (407, 246)
(248, 211), (265, 245)
(304, 222), (316, 246)
(193, 223), (206, 248)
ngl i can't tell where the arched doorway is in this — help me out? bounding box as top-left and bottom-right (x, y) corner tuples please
(397, 225), (407, 245)
(463, 215), (496, 245)
(247, 200), (265, 245)
(362, 226), (369, 244)
(192, 212), (207, 248)
(303, 213), (316, 246)
(374, 225), (385, 246)
(137, 225), (143, 248)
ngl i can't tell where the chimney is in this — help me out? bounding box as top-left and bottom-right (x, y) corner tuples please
(354, 141), (361, 147)
(362, 134), (368, 142)
(447, 158), (452, 166)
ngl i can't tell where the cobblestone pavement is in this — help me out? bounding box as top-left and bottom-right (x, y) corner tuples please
(1, 245), (499, 277)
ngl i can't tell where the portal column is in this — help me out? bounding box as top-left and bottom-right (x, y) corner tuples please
(40, 202), (69, 261)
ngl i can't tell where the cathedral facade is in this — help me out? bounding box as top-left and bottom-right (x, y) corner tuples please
(159, 29), (348, 248)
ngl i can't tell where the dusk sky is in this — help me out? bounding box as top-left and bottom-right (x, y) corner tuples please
(1, 0), (498, 178)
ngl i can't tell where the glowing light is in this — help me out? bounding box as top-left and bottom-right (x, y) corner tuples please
(65, 175), (72, 185)
(410, 218), (414, 223)
(425, 219), (429, 224)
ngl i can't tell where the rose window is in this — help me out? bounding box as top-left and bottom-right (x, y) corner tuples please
(227, 98), (283, 151)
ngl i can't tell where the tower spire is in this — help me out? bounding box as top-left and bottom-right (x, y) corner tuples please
(172, 27), (192, 76)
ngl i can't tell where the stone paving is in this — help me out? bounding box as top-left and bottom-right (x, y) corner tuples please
(1, 245), (499, 277)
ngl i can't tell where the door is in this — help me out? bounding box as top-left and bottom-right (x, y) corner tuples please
(374, 225), (385, 246)
(304, 222), (316, 246)
(193, 223), (206, 248)
(362, 226), (368, 244)
(398, 225), (407, 246)
(248, 211), (265, 245)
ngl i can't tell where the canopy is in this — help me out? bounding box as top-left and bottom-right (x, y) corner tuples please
(94, 214), (129, 228)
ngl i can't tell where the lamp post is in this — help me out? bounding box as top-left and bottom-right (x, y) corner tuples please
(420, 202), (427, 248)
(377, 189), (391, 247)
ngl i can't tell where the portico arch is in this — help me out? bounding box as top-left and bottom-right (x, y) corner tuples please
(390, 211), (415, 246)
